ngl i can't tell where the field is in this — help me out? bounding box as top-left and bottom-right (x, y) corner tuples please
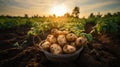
(0, 12), (120, 67)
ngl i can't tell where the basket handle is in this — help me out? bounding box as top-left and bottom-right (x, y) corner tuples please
(33, 36), (42, 51)
(38, 40), (45, 51)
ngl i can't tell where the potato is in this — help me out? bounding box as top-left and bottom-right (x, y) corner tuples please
(63, 45), (76, 54)
(62, 30), (69, 35)
(41, 41), (51, 51)
(66, 33), (77, 42)
(51, 29), (58, 37)
(50, 44), (62, 54)
(57, 30), (64, 35)
(75, 37), (88, 47)
(57, 35), (67, 46)
(46, 34), (57, 44)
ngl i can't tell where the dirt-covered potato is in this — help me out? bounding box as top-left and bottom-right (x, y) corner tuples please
(66, 33), (77, 42)
(62, 30), (69, 35)
(57, 30), (64, 35)
(63, 45), (76, 54)
(51, 29), (58, 37)
(75, 37), (88, 47)
(41, 41), (51, 51)
(46, 34), (56, 44)
(50, 44), (62, 54)
(51, 29), (69, 36)
(57, 35), (67, 46)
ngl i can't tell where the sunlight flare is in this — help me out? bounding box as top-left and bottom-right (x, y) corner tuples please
(50, 4), (67, 16)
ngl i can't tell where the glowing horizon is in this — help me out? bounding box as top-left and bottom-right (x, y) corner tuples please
(50, 4), (68, 16)
(0, 0), (120, 18)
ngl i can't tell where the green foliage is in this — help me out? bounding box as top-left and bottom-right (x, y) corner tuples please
(86, 17), (97, 24)
(0, 18), (33, 29)
(0, 11), (120, 36)
(27, 17), (86, 36)
(59, 21), (85, 36)
(94, 19), (118, 34)
(27, 22), (51, 36)
(80, 33), (93, 42)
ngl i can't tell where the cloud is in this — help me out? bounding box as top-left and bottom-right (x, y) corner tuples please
(0, 0), (54, 16)
(79, 0), (120, 17)
(81, 0), (118, 12)
(0, 0), (120, 17)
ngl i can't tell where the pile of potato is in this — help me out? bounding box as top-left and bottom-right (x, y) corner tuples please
(40, 29), (88, 55)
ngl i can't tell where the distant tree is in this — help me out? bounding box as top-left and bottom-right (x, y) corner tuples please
(43, 15), (46, 18)
(104, 13), (112, 17)
(113, 13), (117, 17)
(64, 12), (71, 17)
(96, 12), (102, 18)
(72, 6), (80, 18)
(24, 14), (28, 18)
(53, 14), (56, 18)
(113, 12), (120, 16)
(89, 13), (95, 18)
(6, 15), (14, 18)
(117, 12), (120, 15)
(32, 14), (39, 18)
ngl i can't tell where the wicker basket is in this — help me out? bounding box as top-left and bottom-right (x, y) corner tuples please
(39, 41), (83, 63)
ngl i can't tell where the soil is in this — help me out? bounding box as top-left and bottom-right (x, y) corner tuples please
(0, 24), (120, 67)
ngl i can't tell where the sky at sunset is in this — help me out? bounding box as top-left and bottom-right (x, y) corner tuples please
(0, 0), (120, 17)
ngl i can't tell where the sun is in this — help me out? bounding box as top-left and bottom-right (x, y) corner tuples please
(50, 4), (67, 16)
